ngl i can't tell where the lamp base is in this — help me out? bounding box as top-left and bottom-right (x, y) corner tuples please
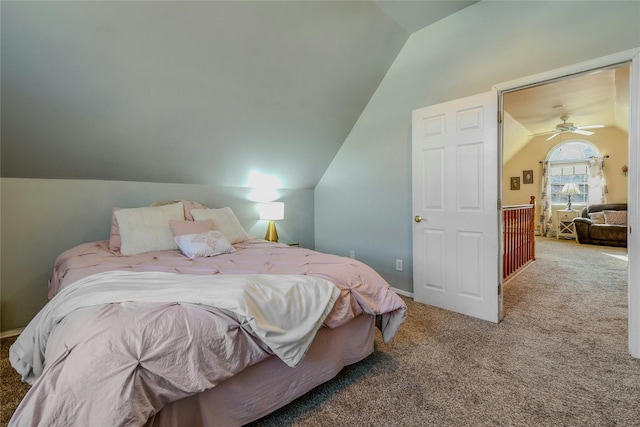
(265, 220), (279, 242)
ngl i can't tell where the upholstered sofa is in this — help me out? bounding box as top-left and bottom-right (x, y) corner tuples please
(573, 203), (628, 247)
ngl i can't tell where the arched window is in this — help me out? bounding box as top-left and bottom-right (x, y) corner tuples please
(546, 140), (601, 205)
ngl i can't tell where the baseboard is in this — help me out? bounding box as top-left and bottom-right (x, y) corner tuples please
(0, 328), (24, 339)
(391, 287), (413, 298)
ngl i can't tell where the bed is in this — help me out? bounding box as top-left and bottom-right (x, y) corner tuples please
(9, 201), (407, 426)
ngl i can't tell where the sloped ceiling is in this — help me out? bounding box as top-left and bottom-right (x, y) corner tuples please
(1, 0), (475, 190)
(503, 65), (630, 164)
(374, 0), (478, 33)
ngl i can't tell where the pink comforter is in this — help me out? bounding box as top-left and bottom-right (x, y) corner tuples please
(49, 239), (407, 342)
(10, 239), (406, 426)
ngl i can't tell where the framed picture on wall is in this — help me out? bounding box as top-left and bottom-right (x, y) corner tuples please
(510, 177), (520, 191)
(523, 170), (533, 184)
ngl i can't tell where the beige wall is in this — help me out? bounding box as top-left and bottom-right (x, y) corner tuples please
(503, 126), (629, 231)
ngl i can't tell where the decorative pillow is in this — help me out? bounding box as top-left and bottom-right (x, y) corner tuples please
(169, 219), (215, 237)
(604, 210), (627, 226)
(588, 211), (606, 224)
(115, 202), (185, 255)
(174, 230), (236, 259)
(191, 207), (251, 244)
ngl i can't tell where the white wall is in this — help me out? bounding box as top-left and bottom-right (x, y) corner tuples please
(315, 0), (640, 293)
(0, 178), (314, 331)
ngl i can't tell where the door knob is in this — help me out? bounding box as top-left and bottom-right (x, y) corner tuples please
(414, 215), (423, 223)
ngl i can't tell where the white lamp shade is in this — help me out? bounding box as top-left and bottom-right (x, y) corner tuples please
(258, 202), (284, 220)
(560, 183), (581, 195)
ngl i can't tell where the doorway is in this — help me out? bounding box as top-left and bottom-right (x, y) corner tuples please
(501, 64), (630, 232)
(496, 48), (639, 357)
(411, 48), (639, 357)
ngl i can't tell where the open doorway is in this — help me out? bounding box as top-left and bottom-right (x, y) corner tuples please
(411, 48), (638, 357)
(501, 64), (630, 238)
(499, 61), (633, 349)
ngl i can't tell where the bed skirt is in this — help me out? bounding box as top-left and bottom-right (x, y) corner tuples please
(146, 314), (376, 426)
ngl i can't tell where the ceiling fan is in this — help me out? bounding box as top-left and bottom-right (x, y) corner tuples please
(530, 115), (604, 141)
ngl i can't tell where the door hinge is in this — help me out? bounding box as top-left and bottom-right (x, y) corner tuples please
(497, 111), (502, 124)
(497, 199), (502, 210)
(498, 283), (502, 295)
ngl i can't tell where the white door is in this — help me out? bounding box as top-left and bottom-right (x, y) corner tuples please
(629, 50), (640, 358)
(412, 91), (500, 323)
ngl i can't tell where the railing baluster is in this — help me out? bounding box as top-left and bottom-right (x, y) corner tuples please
(503, 196), (536, 280)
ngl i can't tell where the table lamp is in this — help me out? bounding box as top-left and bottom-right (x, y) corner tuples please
(560, 183), (581, 211)
(258, 202), (284, 242)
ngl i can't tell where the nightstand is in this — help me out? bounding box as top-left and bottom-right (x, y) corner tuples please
(556, 209), (578, 240)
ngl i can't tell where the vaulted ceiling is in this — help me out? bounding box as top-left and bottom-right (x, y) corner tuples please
(503, 64), (630, 163)
(6, 1), (620, 187)
(1, 1), (476, 189)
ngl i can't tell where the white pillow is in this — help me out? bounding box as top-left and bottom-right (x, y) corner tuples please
(190, 207), (251, 244)
(115, 202), (185, 255)
(174, 230), (236, 259)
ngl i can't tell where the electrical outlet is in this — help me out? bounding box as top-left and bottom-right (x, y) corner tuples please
(395, 259), (403, 271)
(349, 250), (355, 259)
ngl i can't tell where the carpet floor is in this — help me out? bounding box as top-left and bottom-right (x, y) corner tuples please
(2, 237), (638, 426)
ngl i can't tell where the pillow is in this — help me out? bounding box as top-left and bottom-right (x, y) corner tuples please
(110, 200), (206, 251)
(115, 202), (185, 255)
(169, 219), (215, 237)
(151, 199), (205, 221)
(191, 207), (251, 244)
(174, 230), (235, 259)
(151, 200), (180, 207)
(604, 210), (627, 226)
(108, 208), (122, 251)
(180, 200), (206, 221)
(588, 211), (606, 224)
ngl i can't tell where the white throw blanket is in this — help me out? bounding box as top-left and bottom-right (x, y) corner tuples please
(11, 270), (340, 385)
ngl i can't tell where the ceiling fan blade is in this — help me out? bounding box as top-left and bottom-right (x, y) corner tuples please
(577, 124), (604, 130)
(546, 132), (560, 141)
(529, 130), (555, 136)
(572, 129), (594, 136)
